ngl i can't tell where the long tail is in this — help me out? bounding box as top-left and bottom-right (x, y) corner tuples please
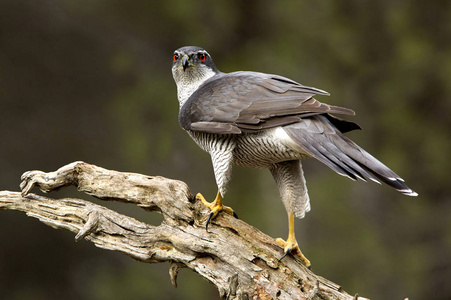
(284, 115), (418, 196)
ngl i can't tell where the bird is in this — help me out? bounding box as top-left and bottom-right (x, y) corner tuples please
(171, 46), (417, 268)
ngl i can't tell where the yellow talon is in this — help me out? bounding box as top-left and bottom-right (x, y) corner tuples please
(277, 213), (311, 268)
(196, 190), (237, 231)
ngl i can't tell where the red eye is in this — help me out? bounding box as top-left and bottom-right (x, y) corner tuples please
(198, 53), (206, 61)
(173, 53), (179, 61)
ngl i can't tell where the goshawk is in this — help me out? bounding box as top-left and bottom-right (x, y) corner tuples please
(171, 46), (417, 267)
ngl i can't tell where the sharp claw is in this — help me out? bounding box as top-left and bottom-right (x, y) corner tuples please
(233, 211), (238, 219)
(279, 248), (291, 261)
(205, 211), (214, 232)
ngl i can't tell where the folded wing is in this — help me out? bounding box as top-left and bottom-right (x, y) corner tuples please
(179, 71), (356, 134)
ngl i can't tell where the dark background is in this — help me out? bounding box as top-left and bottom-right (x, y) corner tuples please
(0, 1), (450, 299)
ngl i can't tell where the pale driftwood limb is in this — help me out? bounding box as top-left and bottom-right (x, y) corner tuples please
(0, 161), (368, 300)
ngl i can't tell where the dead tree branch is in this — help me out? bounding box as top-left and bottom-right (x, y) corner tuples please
(0, 161), (367, 300)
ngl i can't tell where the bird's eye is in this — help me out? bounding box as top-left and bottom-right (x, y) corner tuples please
(173, 53), (179, 61)
(197, 53), (206, 62)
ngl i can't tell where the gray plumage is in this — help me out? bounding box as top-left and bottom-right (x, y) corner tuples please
(172, 46), (417, 221)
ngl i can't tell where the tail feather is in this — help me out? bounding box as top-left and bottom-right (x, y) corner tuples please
(293, 134), (361, 180)
(311, 133), (380, 182)
(366, 168), (418, 196)
(284, 116), (418, 196)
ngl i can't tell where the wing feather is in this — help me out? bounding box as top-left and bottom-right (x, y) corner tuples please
(179, 71), (355, 134)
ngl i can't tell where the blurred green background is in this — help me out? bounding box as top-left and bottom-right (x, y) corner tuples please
(0, 0), (450, 299)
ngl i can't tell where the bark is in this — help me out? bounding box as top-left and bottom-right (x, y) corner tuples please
(0, 161), (368, 300)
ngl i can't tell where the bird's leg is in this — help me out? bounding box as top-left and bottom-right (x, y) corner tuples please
(276, 213), (311, 268)
(196, 190), (238, 231)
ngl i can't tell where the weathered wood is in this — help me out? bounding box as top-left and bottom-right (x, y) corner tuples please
(0, 161), (368, 300)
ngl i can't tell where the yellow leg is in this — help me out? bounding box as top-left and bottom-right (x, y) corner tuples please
(276, 213), (311, 268)
(196, 190), (237, 231)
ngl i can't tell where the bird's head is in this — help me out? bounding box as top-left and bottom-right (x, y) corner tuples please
(172, 46), (219, 85)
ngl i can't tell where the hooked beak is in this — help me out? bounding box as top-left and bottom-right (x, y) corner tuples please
(182, 55), (191, 71)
